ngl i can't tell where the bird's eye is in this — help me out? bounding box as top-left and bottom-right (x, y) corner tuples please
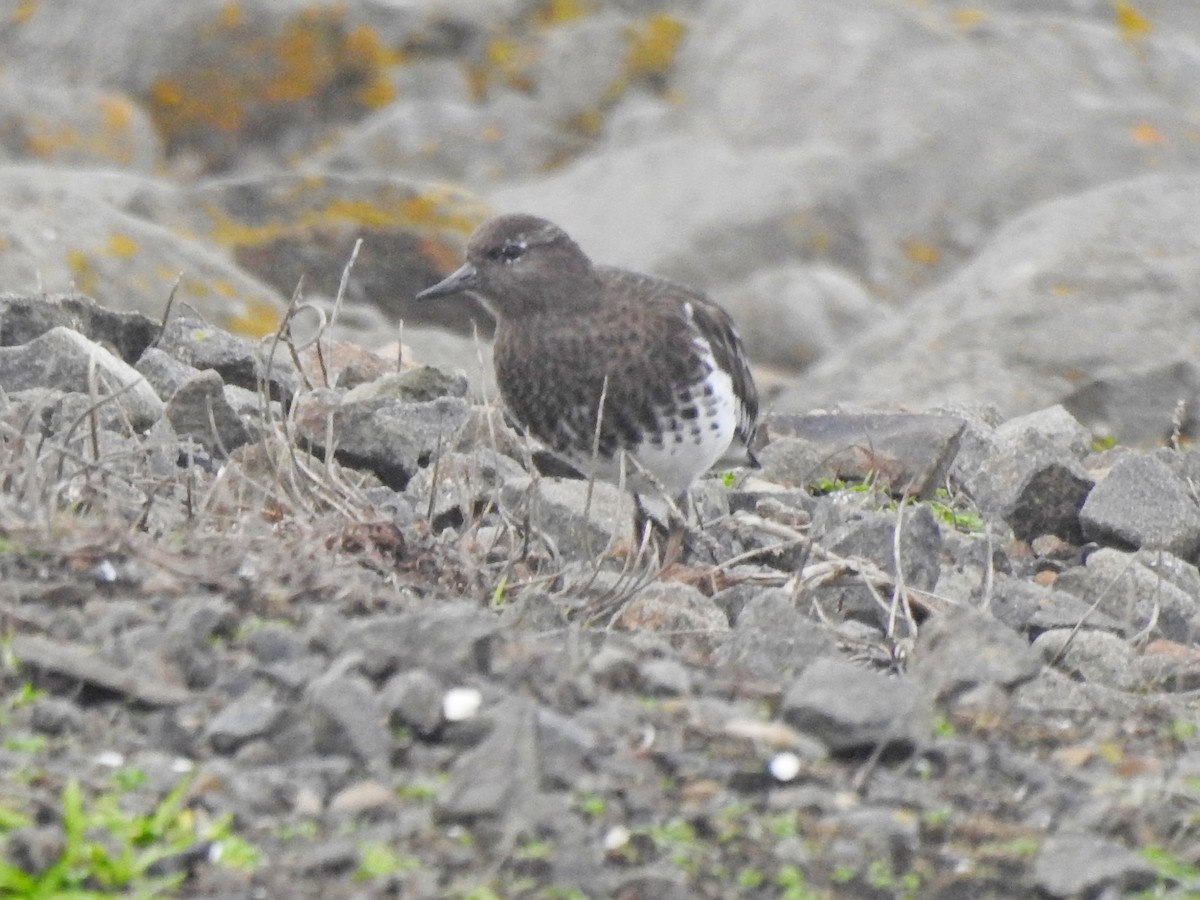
(488, 240), (526, 263)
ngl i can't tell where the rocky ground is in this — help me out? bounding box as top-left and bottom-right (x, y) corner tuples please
(3, 294), (1200, 899)
(3, 1), (1200, 898)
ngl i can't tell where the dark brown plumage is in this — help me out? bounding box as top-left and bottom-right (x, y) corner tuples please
(417, 214), (758, 515)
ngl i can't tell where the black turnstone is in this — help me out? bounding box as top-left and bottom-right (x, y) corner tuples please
(417, 213), (759, 539)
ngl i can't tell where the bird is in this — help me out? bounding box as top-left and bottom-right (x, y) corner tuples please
(416, 213), (759, 555)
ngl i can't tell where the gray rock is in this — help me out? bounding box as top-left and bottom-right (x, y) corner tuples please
(1055, 548), (1200, 644)
(11, 634), (189, 707)
(910, 607), (1041, 703)
(436, 698), (539, 824)
(725, 263), (886, 370)
(293, 389), (470, 492)
(244, 623), (304, 664)
(135, 346), (199, 400)
(407, 449), (526, 531)
(811, 504), (941, 629)
(1032, 831), (1156, 897)
(959, 406), (1093, 542)
(500, 475), (633, 561)
(781, 657), (927, 755)
(762, 411), (965, 498)
(1032, 629), (1139, 692)
(207, 690), (286, 754)
(1063, 360), (1200, 445)
(611, 582), (730, 656)
(788, 174), (1200, 417)
(0, 326), (163, 430)
(337, 605), (498, 681)
(29, 697), (83, 736)
(715, 588), (835, 679)
(0, 170), (286, 329)
(163, 369), (253, 455)
(638, 658), (692, 697)
(0, 292), (158, 363)
(0, 80), (161, 171)
(535, 707), (598, 791)
(156, 316), (297, 403)
(381, 669), (445, 737)
(305, 673), (391, 777)
(1080, 451), (1200, 557)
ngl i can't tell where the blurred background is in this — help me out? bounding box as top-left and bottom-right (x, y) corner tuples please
(2, 0), (1200, 442)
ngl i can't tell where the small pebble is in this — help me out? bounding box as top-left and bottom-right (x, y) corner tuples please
(443, 687), (483, 722)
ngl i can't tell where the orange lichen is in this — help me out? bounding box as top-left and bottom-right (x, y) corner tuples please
(625, 14), (686, 78)
(147, 6), (405, 159)
(218, 1), (244, 29)
(1131, 122), (1165, 144)
(1115, 1), (1151, 41)
(951, 9), (988, 30)
(532, 0), (592, 28)
(99, 95), (136, 133)
(902, 239), (941, 265)
(226, 297), (283, 337)
(107, 234), (140, 258)
(66, 249), (98, 295)
(10, 0), (38, 25)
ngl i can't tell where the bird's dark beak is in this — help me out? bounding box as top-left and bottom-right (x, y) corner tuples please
(416, 263), (479, 301)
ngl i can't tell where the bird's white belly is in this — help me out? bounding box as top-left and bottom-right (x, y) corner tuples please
(568, 366), (739, 500)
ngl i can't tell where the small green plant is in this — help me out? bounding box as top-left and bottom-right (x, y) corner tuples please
(3, 734), (47, 754)
(720, 471), (737, 489)
(489, 574), (510, 609)
(0, 776), (259, 898)
(576, 792), (606, 819)
(737, 866), (765, 888)
(354, 842), (421, 882)
(777, 863), (820, 900)
(11, 683), (45, 708)
(111, 768), (148, 792)
(1141, 845), (1200, 888)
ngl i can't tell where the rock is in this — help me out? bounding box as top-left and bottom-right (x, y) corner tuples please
(715, 588), (835, 679)
(0, 326), (164, 430)
(535, 707), (598, 791)
(327, 780), (397, 817)
(765, 412), (965, 498)
(155, 316), (297, 402)
(780, 657), (927, 756)
(1063, 360), (1200, 445)
(1032, 629), (1139, 692)
(337, 605), (498, 681)
(407, 449), (526, 531)
(638, 658), (692, 697)
(1054, 548), (1200, 644)
(788, 174), (1200, 416)
(811, 503), (941, 629)
(135, 346), (200, 400)
(0, 170), (285, 331)
(0, 80), (161, 171)
(910, 606), (1041, 703)
(206, 690), (285, 754)
(381, 669), (445, 737)
(1080, 451), (1200, 557)
(501, 474), (633, 561)
(612, 582), (729, 656)
(11, 635), (189, 707)
(163, 369), (254, 455)
(0, 293), (158, 363)
(293, 389), (470, 492)
(436, 698), (539, 824)
(958, 406), (1093, 543)
(1031, 831), (1156, 897)
(305, 673), (391, 777)
(725, 263), (886, 370)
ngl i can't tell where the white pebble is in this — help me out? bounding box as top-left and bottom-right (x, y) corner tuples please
(768, 751), (802, 782)
(442, 687), (483, 722)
